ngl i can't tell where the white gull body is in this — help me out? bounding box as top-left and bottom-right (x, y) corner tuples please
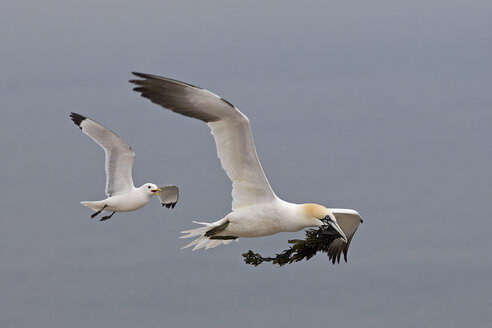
(130, 73), (362, 257)
(70, 113), (179, 221)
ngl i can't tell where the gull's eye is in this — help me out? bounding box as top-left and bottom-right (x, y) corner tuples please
(148, 186), (151, 189)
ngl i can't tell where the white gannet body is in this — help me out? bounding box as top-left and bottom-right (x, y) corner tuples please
(130, 73), (362, 259)
(70, 112), (179, 221)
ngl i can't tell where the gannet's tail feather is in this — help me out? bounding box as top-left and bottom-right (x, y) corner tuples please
(180, 221), (238, 251)
(180, 221), (213, 238)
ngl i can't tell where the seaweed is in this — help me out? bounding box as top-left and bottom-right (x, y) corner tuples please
(242, 226), (344, 266)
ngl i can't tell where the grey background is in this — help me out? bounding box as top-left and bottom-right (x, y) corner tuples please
(1, 0), (491, 327)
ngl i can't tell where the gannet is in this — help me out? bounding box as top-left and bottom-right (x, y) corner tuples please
(130, 73), (362, 259)
(70, 112), (179, 221)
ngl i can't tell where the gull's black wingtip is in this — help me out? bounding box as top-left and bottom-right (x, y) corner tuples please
(70, 112), (86, 129)
(162, 202), (177, 209)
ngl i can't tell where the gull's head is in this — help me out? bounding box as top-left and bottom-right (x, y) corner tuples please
(300, 203), (348, 243)
(141, 183), (161, 196)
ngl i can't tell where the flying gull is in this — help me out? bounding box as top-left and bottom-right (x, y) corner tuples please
(130, 73), (362, 262)
(70, 112), (179, 221)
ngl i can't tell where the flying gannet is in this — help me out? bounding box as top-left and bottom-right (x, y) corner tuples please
(70, 112), (179, 221)
(130, 73), (362, 260)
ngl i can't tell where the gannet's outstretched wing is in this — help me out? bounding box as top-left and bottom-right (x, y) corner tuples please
(327, 209), (363, 263)
(130, 73), (276, 209)
(70, 113), (135, 197)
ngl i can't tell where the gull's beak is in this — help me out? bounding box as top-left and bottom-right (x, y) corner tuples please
(151, 188), (162, 195)
(326, 218), (348, 243)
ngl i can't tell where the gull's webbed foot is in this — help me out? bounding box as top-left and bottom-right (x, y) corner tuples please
(99, 211), (115, 221)
(91, 205), (107, 219)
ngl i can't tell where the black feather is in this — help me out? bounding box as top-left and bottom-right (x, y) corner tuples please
(162, 202), (177, 209)
(70, 112), (86, 129)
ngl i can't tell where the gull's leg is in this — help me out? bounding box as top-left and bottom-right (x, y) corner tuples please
(100, 211), (116, 221)
(91, 205), (107, 219)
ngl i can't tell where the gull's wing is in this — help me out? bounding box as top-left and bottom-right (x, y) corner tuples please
(70, 113), (135, 197)
(157, 185), (179, 208)
(326, 208), (363, 264)
(130, 72), (276, 209)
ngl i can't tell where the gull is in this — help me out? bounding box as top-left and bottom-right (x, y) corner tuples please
(70, 112), (179, 221)
(130, 72), (362, 259)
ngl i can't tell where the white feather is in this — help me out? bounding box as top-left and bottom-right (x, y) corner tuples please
(76, 114), (135, 196)
(130, 73), (362, 260)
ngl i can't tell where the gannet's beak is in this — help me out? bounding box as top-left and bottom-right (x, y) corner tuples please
(151, 188), (162, 195)
(323, 216), (348, 243)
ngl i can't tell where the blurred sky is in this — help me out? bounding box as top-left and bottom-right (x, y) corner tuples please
(1, 1), (492, 327)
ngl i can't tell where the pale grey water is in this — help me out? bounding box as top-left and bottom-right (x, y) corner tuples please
(1, 1), (492, 327)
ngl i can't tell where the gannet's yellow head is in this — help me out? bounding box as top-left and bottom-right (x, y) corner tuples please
(301, 203), (348, 243)
(301, 204), (332, 222)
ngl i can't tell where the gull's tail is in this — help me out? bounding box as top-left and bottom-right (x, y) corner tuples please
(180, 221), (238, 251)
(80, 201), (105, 212)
